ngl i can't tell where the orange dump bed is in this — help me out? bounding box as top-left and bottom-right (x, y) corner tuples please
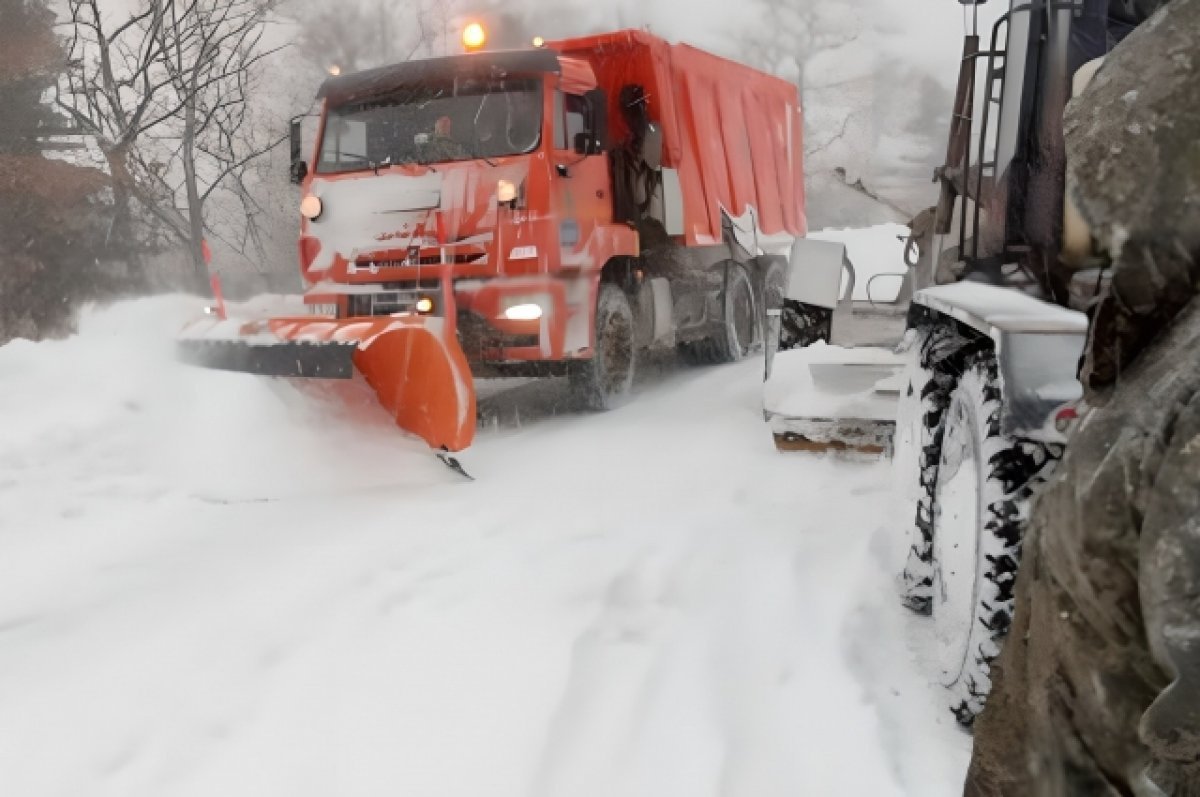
(553, 30), (806, 245)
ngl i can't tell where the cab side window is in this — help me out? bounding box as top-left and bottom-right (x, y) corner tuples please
(554, 91), (589, 151)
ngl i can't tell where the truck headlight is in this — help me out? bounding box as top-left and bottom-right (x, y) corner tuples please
(497, 179), (518, 204)
(300, 195), (322, 220)
(503, 302), (543, 321)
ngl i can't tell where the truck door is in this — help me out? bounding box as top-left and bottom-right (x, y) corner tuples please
(550, 88), (613, 272)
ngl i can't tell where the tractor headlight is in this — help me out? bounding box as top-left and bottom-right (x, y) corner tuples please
(497, 179), (518, 204)
(300, 194), (323, 220)
(415, 296), (435, 314)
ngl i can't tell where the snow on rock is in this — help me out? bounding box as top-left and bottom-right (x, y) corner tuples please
(0, 296), (970, 796)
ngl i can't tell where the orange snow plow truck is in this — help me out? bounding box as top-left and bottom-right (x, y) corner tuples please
(178, 30), (805, 453)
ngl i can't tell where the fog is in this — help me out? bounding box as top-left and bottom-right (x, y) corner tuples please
(275, 0), (972, 231)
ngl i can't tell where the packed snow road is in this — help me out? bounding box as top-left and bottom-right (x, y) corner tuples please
(0, 297), (969, 796)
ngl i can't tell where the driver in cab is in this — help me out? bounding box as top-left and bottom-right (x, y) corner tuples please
(421, 115), (469, 162)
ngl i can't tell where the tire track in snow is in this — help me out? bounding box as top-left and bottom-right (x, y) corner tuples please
(0, 298), (968, 795)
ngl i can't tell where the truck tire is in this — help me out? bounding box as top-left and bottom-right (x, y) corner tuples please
(678, 262), (759, 364)
(570, 283), (636, 410)
(925, 353), (1060, 727)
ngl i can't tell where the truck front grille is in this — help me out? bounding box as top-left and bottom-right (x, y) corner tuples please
(346, 281), (440, 317)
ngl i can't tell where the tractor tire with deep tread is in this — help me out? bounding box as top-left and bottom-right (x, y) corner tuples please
(570, 283), (636, 411)
(924, 353), (1062, 727)
(899, 323), (970, 614)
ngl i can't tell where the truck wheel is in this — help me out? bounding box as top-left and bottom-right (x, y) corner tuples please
(677, 263), (760, 365)
(927, 354), (1059, 726)
(570, 283), (636, 410)
(676, 263), (759, 365)
(716, 262), (760, 361)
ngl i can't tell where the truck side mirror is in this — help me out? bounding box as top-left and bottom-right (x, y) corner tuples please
(573, 132), (599, 155)
(289, 117), (307, 184)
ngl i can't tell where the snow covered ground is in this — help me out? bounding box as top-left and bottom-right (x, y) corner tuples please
(0, 297), (970, 796)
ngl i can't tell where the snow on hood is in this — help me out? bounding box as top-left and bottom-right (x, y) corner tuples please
(304, 163), (527, 280)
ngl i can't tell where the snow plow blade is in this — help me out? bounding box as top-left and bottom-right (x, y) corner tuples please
(764, 344), (905, 458)
(176, 339), (356, 379)
(179, 315), (476, 452)
(763, 236), (910, 457)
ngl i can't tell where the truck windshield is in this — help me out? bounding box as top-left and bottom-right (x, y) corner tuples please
(317, 77), (542, 172)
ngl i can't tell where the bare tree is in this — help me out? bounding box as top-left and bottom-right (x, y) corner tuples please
(55, 1), (171, 262)
(144, 0), (287, 286)
(740, 0), (862, 90)
(57, 0), (286, 289)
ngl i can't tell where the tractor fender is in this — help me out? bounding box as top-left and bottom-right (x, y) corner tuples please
(911, 283), (1087, 437)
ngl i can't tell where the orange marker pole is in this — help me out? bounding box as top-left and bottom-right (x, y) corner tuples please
(202, 239), (227, 320)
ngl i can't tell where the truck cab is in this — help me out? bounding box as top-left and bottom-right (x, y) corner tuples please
(292, 48), (637, 373)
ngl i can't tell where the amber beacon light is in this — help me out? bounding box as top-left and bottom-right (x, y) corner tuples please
(462, 22), (486, 51)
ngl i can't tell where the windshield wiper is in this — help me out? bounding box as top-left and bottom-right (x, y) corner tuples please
(471, 93), (500, 167)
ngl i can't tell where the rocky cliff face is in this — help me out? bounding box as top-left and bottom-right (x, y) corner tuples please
(1064, 0), (1200, 392)
(966, 1), (1200, 794)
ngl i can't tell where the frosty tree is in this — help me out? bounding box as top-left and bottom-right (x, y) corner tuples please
(56, 0), (287, 290)
(0, 0), (119, 342)
(741, 0), (863, 92)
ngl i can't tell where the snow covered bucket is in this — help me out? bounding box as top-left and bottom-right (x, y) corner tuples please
(763, 342), (905, 456)
(763, 232), (908, 456)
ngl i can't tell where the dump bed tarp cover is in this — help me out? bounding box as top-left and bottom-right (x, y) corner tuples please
(553, 30), (805, 245)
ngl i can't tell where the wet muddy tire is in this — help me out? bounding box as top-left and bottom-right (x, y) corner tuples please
(714, 262), (760, 361)
(570, 283), (636, 411)
(925, 354), (1061, 727)
(678, 263), (759, 365)
(676, 339), (713, 365)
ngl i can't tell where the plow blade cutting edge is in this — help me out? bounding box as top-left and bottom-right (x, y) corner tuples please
(177, 338), (356, 379)
(177, 315), (476, 452)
